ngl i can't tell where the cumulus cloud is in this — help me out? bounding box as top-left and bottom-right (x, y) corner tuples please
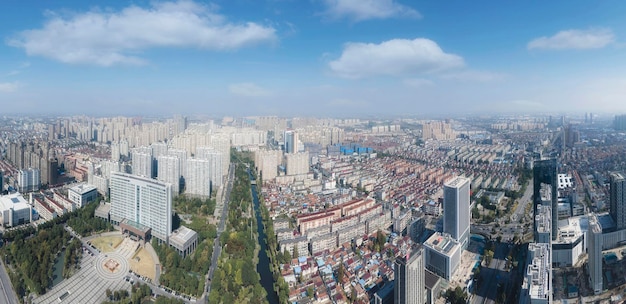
(321, 0), (420, 22)
(528, 28), (614, 50)
(0, 82), (20, 93)
(8, 1), (277, 66)
(229, 82), (270, 97)
(329, 38), (464, 78)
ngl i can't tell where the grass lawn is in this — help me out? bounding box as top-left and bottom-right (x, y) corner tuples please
(90, 236), (123, 253)
(129, 248), (156, 280)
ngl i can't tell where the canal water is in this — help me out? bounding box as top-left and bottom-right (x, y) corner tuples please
(51, 250), (66, 287)
(251, 175), (279, 304)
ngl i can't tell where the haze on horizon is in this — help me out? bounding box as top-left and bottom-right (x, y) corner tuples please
(1, 0), (626, 117)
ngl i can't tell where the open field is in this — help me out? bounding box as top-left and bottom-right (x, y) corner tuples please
(91, 235), (123, 253)
(129, 248), (156, 280)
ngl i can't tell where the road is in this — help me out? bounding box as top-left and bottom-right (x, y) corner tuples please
(201, 163), (235, 303)
(0, 259), (19, 304)
(511, 179), (533, 222)
(472, 243), (512, 304)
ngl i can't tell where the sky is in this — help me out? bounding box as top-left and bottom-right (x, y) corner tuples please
(1, 0), (626, 117)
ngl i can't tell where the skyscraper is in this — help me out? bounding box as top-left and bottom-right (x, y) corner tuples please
(394, 246), (425, 304)
(110, 172), (172, 243)
(185, 158), (211, 197)
(284, 130), (298, 154)
(443, 176), (470, 249)
(588, 215), (603, 295)
(609, 172), (626, 230)
(533, 158), (558, 240)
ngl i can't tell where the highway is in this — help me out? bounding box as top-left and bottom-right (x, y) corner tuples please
(0, 259), (19, 304)
(201, 163), (235, 303)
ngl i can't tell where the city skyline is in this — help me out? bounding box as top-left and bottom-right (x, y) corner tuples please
(1, 0), (626, 116)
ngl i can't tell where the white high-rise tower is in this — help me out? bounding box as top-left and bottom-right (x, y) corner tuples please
(443, 177), (471, 249)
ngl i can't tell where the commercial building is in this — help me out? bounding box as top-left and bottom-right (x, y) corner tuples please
(394, 246), (425, 304)
(443, 177), (470, 249)
(284, 130), (299, 154)
(67, 183), (98, 208)
(609, 172), (626, 230)
(588, 215), (603, 295)
(110, 172), (172, 243)
(0, 192), (32, 227)
(423, 232), (461, 281)
(521, 243), (552, 304)
(533, 158), (558, 241)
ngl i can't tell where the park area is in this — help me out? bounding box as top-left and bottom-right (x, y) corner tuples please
(129, 248), (156, 280)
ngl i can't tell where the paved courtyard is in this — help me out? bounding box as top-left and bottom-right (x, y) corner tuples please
(34, 234), (153, 304)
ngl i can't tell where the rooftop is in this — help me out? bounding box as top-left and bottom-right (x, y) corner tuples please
(169, 226), (197, 243)
(69, 183), (97, 194)
(0, 192), (30, 212)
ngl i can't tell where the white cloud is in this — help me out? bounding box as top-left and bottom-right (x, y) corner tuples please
(229, 82), (270, 97)
(329, 38), (464, 78)
(439, 70), (506, 82)
(0, 82), (19, 93)
(322, 0), (420, 22)
(8, 1), (277, 66)
(528, 28), (614, 50)
(403, 78), (434, 87)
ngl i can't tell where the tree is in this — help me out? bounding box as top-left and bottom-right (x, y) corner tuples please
(444, 287), (467, 304)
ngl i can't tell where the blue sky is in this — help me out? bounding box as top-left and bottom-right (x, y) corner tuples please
(1, 0), (626, 117)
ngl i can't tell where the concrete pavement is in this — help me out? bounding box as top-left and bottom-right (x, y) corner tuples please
(0, 259), (19, 304)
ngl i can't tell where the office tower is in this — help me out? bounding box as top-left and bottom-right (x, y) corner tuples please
(609, 172), (626, 230)
(443, 176), (471, 249)
(533, 158), (558, 240)
(284, 130), (298, 154)
(185, 158), (211, 197)
(588, 215), (603, 295)
(131, 147), (153, 178)
(394, 246), (425, 304)
(157, 155), (181, 195)
(110, 172), (172, 243)
(521, 243), (552, 304)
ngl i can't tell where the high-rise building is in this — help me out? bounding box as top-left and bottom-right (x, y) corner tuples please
(588, 215), (603, 295)
(185, 158), (211, 197)
(284, 130), (298, 154)
(196, 147), (223, 187)
(394, 246), (425, 304)
(157, 155), (181, 195)
(609, 172), (626, 230)
(110, 172), (172, 243)
(285, 152), (309, 176)
(533, 158), (558, 240)
(443, 176), (470, 249)
(17, 168), (40, 193)
(520, 243), (552, 304)
(614, 114), (626, 131)
(131, 147), (153, 178)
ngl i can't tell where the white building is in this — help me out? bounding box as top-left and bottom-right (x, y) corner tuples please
(131, 148), (153, 178)
(424, 232), (461, 281)
(110, 172), (172, 243)
(443, 177), (471, 249)
(169, 226), (198, 257)
(67, 183), (98, 208)
(552, 216), (586, 268)
(185, 158), (211, 197)
(17, 168), (40, 193)
(196, 147), (223, 187)
(0, 193), (32, 227)
(286, 152), (309, 176)
(255, 149), (281, 181)
(395, 246), (426, 304)
(157, 155), (181, 195)
(521, 243), (552, 304)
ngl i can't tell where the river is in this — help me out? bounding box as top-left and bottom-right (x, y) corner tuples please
(251, 175), (279, 304)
